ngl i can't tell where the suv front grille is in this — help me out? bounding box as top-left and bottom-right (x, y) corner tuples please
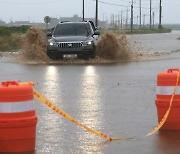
(58, 42), (83, 48)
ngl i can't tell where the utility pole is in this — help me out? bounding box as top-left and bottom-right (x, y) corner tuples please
(103, 13), (106, 28)
(153, 12), (155, 29)
(126, 7), (129, 29)
(159, 0), (162, 29)
(150, 0), (152, 28)
(121, 10), (123, 30)
(95, 0), (98, 27)
(118, 14), (120, 28)
(143, 14), (146, 28)
(131, 0), (134, 32)
(137, 15), (138, 25)
(83, 0), (85, 21)
(112, 14), (115, 27)
(139, 0), (141, 28)
(111, 14), (115, 28)
(110, 15), (112, 27)
(116, 14), (118, 28)
(103, 13), (106, 22)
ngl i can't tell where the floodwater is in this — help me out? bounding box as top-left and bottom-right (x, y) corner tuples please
(128, 30), (180, 53)
(1, 31), (180, 154)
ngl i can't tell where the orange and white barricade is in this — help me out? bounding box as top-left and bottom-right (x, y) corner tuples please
(0, 81), (37, 152)
(156, 68), (180, 130)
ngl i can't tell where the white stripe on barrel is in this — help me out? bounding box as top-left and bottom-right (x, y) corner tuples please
(0, 100), (35, 113)
(156, 86), (180, 95)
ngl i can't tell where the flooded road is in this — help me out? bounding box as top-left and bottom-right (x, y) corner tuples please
(1, 31), (180, 154)
(128, 30), (180, 53)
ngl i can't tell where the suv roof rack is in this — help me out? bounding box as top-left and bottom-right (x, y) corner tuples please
(59, 21), (94, 24)
(59, 21), (71, 23)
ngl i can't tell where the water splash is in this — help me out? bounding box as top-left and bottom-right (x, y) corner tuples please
(96, 31), (131, 60)
(22, 27), (48, 61)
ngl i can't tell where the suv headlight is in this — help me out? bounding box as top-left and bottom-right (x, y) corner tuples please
(49, 42), (54, 46)
(82, 40), (93, 46)
(48, 40), (58, 46)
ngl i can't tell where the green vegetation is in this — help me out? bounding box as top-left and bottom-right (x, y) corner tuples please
(100, 27), (171, 35)
(99, 29), (125, 35)
(0, 25), (30, 36)
(177, 37), (180, 40)
(0, 25), (30, 51)
(125, 28), (171, 34)
(164, 24), (180, 30)
(0, 34), (25, 51)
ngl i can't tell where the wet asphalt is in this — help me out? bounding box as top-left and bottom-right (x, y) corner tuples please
(1, 31), (180, 154)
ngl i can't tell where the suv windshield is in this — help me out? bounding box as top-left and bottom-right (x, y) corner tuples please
(53, 23), (89, 36)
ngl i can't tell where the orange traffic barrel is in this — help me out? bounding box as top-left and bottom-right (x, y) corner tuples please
(156, 68), (180, 130)
(0, 81), (37, 152)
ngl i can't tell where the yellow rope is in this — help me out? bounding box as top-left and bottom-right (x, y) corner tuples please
(33, 89), (131, 141)
(21, 70), (180, 141)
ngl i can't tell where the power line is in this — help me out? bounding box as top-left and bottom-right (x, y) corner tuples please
(94, 0), (162, 29)
(0, 0), (60, 5)
(92, 0), (150, 9)
(98, 0), (129, 7)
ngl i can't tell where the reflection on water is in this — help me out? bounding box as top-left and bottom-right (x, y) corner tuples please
(79, 66), (101, 126)
(78, 66), (105, 153)
(44, 66), (61, 101)
(38, 66), (64, 153)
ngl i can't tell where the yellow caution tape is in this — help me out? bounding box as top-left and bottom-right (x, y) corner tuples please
(20, 81), (35, 86)
(33, 88), (131, 141)
(21, 70), (180, 141)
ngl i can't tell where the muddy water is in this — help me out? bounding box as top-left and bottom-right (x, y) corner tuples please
(1, 31), (180, 154)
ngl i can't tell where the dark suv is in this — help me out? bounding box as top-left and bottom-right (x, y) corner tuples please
(47, 21), (100, 60)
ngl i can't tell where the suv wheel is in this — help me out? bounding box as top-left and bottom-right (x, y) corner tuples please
(90, 46), (96, 59)
(90, 51), (96, 59)
(83, 55), (90, 60)
(48, 52), (59, 60)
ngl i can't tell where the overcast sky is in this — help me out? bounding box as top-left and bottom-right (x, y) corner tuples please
(0, 0), (179, 24)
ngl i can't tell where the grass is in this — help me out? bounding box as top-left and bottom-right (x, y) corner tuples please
(125, 28), (171, 34)
(0, 34), (25, 51)
(99, 27), (171, 35)
(0, 25), (30, 36)
(0, 25), (30, 51)
(164, 24), (180, 30)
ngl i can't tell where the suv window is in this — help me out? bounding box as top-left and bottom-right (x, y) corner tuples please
(53, 23), (89, 36)
(88, 21), (96, 32)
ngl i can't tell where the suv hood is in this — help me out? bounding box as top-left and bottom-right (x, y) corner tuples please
(52, 36), (90, 42)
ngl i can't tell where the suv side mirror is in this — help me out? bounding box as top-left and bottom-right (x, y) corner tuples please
(47, 32), (52, 37)
(93, 31), (100, 35)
